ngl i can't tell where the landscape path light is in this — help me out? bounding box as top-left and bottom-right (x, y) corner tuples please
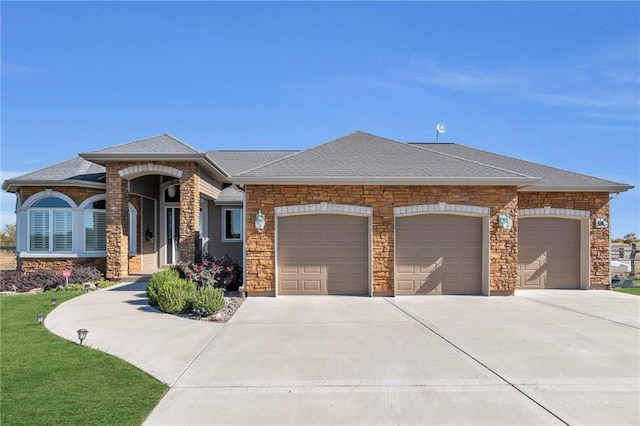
(76, 329), (89, 345)
(36, 313), (45, 325)
(51, 298), (57, 307)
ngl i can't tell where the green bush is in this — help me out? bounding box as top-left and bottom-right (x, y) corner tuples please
(155, 278), (196, 314)
(191, 286), (225, 316)
(147, 268), (180, 307)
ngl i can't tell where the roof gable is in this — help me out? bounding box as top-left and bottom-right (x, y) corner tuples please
(85, 134), (201, 155)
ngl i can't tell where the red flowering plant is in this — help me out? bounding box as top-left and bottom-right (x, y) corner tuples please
(174, 256), (239, 290)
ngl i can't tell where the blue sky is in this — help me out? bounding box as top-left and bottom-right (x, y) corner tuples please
(1, 1), (638, 237)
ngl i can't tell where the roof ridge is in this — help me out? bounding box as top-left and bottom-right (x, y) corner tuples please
(234, 130), (399, 177)
(87, 133), (201, 154)
(208, 149), (300, 153)
(162, 133), (202, 153)
(408, 143), (534, 178)
(416, 142), (628, 185)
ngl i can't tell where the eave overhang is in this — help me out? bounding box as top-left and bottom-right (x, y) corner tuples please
(231, 176), (542, 187)
(2, 180), (106, 192)
(519, 184), (635, 193)
(78, 152), (231, 183)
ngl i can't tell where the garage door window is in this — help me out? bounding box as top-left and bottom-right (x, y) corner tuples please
(223, 208), (242, 242)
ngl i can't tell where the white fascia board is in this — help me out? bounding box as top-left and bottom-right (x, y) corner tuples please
(231, 176), (541, 186)
(2, 181), (106, 192)
(519, 184), (635, 193)
(79, 153), (231, 182)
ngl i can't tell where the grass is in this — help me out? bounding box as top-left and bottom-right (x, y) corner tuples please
(613, 287), (640, 296)
(0, 292), (167, 425)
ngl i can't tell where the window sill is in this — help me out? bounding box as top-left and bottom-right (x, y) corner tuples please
(19, 252), (109, 259)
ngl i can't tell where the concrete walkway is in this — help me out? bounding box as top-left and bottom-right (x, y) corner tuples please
(45, 277), (226, 386)
(46, 283), (640, 425)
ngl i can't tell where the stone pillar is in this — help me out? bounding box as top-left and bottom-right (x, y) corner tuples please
(179, 163), (200, 261)
(105, 163), (129, 279)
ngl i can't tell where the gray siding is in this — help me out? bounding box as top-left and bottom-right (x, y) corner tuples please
(206, 202), (243, 262)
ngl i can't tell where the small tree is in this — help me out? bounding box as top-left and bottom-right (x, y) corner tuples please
(0, 223), (16, 246)
(623, 233), (638, 245)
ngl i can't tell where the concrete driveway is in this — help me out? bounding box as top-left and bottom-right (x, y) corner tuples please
(46, 282), (639, 425)
(144, 290), (639, 425)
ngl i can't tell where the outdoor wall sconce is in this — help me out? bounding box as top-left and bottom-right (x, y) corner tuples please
(595, 218), (609, 229)
(36, 313), (45, 325)
(51, 298), (57, 307)
(498, 213), (513, 231)
(167, 185), (178, 198)
(76, 329), (89, 345)
(255, 210), (266, 233)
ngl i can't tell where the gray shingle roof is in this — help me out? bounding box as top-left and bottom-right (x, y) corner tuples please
(235, 131), (531, 180)
(86, 134), (201, 154)
(411, 143), (630, 189)
(208, 150), (298, 176)
(215, 186), (244, 204)
(5, 157), (105, 183)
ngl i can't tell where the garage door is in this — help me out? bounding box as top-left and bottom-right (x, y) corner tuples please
(518, 218), (580, 289)
(396, 214), (482, 295)
(277, 214), (368, 295)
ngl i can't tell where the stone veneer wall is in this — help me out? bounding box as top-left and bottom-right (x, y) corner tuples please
(178, 163), (200, 261)
(245, 185), (519, 295)
(103, 161), (200, 279)
(519, 192), (610, 288)
(17, 186), (107, 275)
(18, 257), (107, 275)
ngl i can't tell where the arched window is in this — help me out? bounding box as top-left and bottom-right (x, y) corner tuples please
(85, 199), (106, 252)
(29, 196), (73, 252)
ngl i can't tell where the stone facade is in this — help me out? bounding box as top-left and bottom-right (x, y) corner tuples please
(18, 186), (104, 207)
(18, 257), (107, 275)
(103, 161), (201, 279)
(245, 185), (519, 295)
(105, 164), (130, 279)
(178, 163), (200, 261)
(519, 192), (611, 288)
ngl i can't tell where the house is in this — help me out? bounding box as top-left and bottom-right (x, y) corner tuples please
(2, 131), (633, 296)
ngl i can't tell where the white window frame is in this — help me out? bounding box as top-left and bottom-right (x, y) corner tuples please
(81, 195), (107, 253)
(26, 193), (75, 254)
(222, 207), (243, 242)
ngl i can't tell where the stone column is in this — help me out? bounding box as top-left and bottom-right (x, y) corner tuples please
(105, 163), (129, 279)
(179, 163), (200, 261)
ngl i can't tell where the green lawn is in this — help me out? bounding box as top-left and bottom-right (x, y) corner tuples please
(614, 287), (640, 296)
(0, 292), (167, 425)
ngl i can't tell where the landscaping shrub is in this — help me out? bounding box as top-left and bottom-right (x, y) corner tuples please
(191, 286), (225, 316)
(1, 266), (106, 293)
(70, 265), (103, 283)
(175, 255), (242, 291)
(146, 268), (180, 307)
(30, 270), (66, 291)
(0, 270), (28, 292)
(155, 277), (196, 314)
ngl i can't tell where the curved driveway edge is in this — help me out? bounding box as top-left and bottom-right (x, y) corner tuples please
(44, 278), (227, 386)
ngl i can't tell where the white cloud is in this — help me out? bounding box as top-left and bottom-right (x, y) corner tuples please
(1, 63), (38, 73)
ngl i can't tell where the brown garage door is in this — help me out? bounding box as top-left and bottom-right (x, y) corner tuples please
(518, 218), (580, 289)
(396, 214), (482, 295)
(278, 214), (368, 295)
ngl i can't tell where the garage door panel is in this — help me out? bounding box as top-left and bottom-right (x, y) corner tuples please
(518, 218), (580, 289)
(396, 214), (482, 295)
(278, 214), (368, 295)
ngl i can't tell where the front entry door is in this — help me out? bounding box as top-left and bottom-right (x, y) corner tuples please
(166, 207), (180, 264)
